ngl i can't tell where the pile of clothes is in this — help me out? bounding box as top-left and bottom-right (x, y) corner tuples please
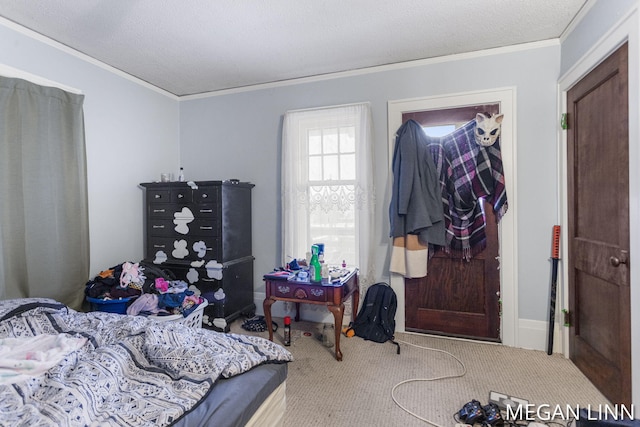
(84, 261), (205, 318)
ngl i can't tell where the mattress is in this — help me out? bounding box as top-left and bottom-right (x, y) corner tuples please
(175, 362), (288, 427)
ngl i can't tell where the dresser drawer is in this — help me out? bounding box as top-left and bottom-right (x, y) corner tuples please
(147, 237), (221, 262)
(171, 188), (193, 203)
(149, 204), (216, 220)
(194, 187), (220, 204)
(147, 218), (220, 237)
(148, 203), (175, 218)
(188, 218), (220, 236)
(147, 237), (174, 256)
(192, 204), (217, 217)
(147, 219), (178, 237)
(147, 189), (171, 204)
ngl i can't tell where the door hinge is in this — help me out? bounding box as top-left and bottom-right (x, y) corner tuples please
(561, 113), (568, 130)
(562, 308), (571, 327)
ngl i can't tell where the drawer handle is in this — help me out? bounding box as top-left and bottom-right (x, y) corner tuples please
(200, 209), (213, 213)
(153, 244), (166, 248)
(202, 194), (208, 198)
(200, 226), (213, 230)
(153, 209), (166, 213)
(153, 225), (165, 229)
(178, 194), (184, 199)
(154, 194), (162, 199)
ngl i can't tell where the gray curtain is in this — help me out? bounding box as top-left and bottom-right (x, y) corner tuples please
(0, 76), (89, 309)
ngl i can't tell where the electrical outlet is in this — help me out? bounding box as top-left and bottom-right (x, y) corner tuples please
(488, 390), (529, 412)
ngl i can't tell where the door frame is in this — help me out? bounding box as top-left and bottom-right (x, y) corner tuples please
(557, 7), (639, 405)
(387, 87), (518, 347)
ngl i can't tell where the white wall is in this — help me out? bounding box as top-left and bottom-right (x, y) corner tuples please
(0, 18), (181, 278)
(179, 43), (562, 342)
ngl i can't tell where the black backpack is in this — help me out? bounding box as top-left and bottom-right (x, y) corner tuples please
(352, 282), (400, 354)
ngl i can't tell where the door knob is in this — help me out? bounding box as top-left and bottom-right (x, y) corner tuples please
(610, 256), (627, 267)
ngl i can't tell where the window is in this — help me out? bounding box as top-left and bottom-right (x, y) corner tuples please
(282, 103), (375, 286)
(308, 124), (357, 264)
(422, 124), (456, 137)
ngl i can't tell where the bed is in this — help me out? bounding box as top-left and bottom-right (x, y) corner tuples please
(0, 298), (292, 427)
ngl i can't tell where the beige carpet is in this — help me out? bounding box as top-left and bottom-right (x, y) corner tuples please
(230, 318), (609, 427)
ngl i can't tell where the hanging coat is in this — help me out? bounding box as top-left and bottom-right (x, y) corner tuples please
(388, 120), (446, 277)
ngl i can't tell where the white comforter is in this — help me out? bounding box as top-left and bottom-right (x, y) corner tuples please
(0, 298), (292, 427)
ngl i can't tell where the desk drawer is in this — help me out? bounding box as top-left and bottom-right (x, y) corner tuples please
(270, 282), (328, 302)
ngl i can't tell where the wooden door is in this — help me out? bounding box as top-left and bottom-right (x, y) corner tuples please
(567, 42), (631, 405)
(402, 105), (502, 341)
(405, 199), (501, 340)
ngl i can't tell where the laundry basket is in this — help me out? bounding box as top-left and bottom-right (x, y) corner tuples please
(149, 300), (208, 328)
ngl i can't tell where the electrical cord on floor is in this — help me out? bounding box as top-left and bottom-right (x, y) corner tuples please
(390, 338), (467, 427)
(390, 340), (575, 427)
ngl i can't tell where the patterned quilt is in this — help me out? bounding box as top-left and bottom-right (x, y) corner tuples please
(0, 298), (293, 427)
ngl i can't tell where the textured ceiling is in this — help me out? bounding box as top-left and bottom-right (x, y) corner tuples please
(0, 0), (588, 97)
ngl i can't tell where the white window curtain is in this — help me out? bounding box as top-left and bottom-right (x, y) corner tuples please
(0, 76), (89, 309)
(281, 102), (376, 295)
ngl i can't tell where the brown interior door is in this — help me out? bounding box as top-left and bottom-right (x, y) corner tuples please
(567, 42), (631, 405)
(405, 199), (501, 340)
(402, 105), (502, 341)
(402, 103), (500, 341)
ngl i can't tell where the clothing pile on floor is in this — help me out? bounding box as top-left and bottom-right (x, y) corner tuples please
(84, 261), (205, 318)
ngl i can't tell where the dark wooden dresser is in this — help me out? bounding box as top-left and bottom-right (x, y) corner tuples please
(139, 180), (255, 331)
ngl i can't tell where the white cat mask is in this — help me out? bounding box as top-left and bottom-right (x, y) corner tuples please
(474, 113), (504, 147)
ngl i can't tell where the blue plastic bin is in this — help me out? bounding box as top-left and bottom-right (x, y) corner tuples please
(86, 296), (133, 314)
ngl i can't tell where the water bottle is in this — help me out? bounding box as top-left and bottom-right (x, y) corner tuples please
(309, 245), (322, 282)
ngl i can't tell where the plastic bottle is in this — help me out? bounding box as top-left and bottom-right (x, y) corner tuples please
(178, 167), (185, 182)
(309, 245), (322, 282)
(283, 316), (291, 346)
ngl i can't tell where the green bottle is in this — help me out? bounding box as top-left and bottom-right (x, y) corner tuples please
(310, 245), (322, 282)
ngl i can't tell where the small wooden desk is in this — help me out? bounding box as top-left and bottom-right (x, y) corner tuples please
(263, 269), (359, 361)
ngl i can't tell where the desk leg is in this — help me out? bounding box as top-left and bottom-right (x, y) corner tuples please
(351, 288), (360, 324)
(263, 297), (276, 342)
(295, 302), (301, 322)
(327, 303), (344, 361)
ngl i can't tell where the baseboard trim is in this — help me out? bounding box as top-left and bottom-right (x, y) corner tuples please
(518, 318), (563, 353)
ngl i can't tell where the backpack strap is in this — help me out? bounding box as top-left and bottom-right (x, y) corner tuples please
(390, 337), (401, 354)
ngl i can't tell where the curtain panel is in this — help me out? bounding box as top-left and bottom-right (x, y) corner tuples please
(281, 102), (376, 297)
(0, 77), (89, 309)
